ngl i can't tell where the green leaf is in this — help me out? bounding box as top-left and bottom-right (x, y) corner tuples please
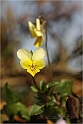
(40, 80), (46, 91)
(34, 93), (47, 105)
(34, 94), (45, 105)
(31, 86), (38, 92)
(56, 80), (73, 95)
(29, 104), (45, 116)
(55, 106), (66, 118)
(4, 83), (30, 121)
(9, 102), (30, 121)
(58, 108), (66, 118)
(44, 106), (58, 122)
(46, 81), (59, 89)
(46, 100), (54, 106)
(5, 83), (21, 104)
(56, 80), (67, 93)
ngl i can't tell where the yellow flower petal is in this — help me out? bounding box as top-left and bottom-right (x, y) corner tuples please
(27, 67), (40, 77)
(28, 21), (36, 38)
(20, 59), (32, 69)
(28, 19), (44, 47)
(33, 59), (46, 69)
(17, 49), (31, 60)
(36, 18), (41, 31)
(34, 29), (42, 37)
(34, 36), (43, 47)
(17, 48), (46, 77)
(32, 48), (46, 60)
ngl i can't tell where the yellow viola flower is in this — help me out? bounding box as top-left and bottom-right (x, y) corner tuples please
(28, 18), (44, 47)
(17, 48), (46, 77)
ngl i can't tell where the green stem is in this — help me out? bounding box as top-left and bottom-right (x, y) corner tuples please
(45, 23), (54, 81)
(32, 76), (39, 90)
(45, 23), (59, 101)
(32, 76), (49, 102)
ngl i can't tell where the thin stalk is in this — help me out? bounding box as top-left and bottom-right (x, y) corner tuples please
(45, 23), (54, 81)
(32, 76), (49, 102)
(32, 76), (39, 90)
(45, 23), (60, 101)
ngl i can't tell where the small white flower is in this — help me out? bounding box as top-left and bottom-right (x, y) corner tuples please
(56, 118), (67, 124)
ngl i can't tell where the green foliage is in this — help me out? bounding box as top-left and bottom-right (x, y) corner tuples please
(56, 79), (73, 99)
(3, 79), (73, 123)
(46, 81), (59, 89)
(29, 104), (45, 116)
(56, 79), (73, 94)
(40, 80), (46, 91)
(34, 93), (47, 105)
(46, 100), (54, 106)
(30, 79), (73, 122)
(9, 102), (30, 121)
(4, 83), (30, 121)
(31, 86), (38, 92)
(5, 83), (21, 104)
(55, 106), (66, 118)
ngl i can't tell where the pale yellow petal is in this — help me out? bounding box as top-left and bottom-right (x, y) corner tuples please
(34, 36), (43, 47)
(20, 59), (32, 69)
(36, 18), (41, 31)
(33, 59), (46, 69)
(32, 48), (46, 60)
(17, 48), (31, 60)
(34, 68), (40, 75)
(34, 29), (42, 37)
(29, 28), (36, 38)
(27, 67), (40, 77)
(28, 21), (36, 38)
(28, 21), (35, 28)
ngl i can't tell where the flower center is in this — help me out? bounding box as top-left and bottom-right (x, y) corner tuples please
(29, 64), (36, 72)
(30, 66), (35, 71)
